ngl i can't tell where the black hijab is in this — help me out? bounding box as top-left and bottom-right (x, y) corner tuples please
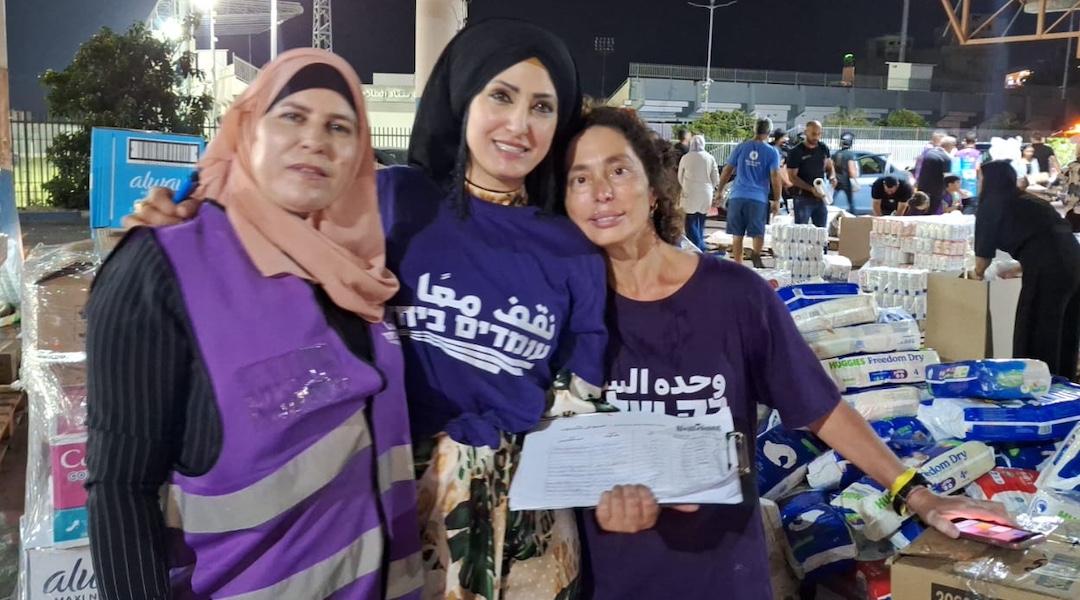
(981, 159), (1023, 202)
(408, 18), (582, 214)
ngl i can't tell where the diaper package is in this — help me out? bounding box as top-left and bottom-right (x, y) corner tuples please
(964, 468), (1039, 516)
(993, 441), (1061, 471)
(831, 478), (907, 542)
(910, 440), (996, 495)
(1036, 422), (1080, 499)
(807, 450), (865, 492)
(889, 519), (927, 551)
(791, 294), (879, 334)
(871, 416), (934, 454)
(917, 380), (1080, 443)
(843, 386), (925, 421)
(802, 320), (922, 360)
(926, 359), (1052, 400)
(779, 283), (860, 312)
(821, 350), (940, 393)
(780, 490), (858, 582)
(761, 499), (801, 600)
(756, 423), (828, 501)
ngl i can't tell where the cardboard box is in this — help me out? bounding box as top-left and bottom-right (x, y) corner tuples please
(891, 527), (1080, 600)
(924, 273), (1022, 362)
(839, 217), (874, 268)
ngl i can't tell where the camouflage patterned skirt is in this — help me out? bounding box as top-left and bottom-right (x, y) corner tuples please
(414, 432), (580, 600)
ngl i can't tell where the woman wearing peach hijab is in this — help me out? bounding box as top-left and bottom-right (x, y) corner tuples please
(84, 49), (422, 600)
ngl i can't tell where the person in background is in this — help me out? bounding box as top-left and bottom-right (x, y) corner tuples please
(904, 190), (931, 216)
(916, 139), (951, 215)
(678, 134), (719, 251)
(785, 120), (835, 227)
(561, 106), (1015, 600)
(770, 128), (793, 214)
(914, 129), (946, 179)
(1030, 133), (1060, 184)
(940, 174), (963, 213)
(674, 127), (692, 160)
(954, 133), (982, 207)
(1063, 148), (1080, 232)
(832, 131), (859, 213)
(940, 135), (957, 159)
(85, 49), (423, 600)
(1020, 145), (1040, 180)
(974, 160), (1080, 380)
(871, 175), (913, 216)
(718, 118), (781, 266)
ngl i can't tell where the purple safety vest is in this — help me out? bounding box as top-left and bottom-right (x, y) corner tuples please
(154, 204), (422, 600)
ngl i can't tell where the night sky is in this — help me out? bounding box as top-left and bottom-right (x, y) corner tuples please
(8, 0), (1064, 117)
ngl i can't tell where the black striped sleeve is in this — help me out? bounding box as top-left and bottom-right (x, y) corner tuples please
(85, 230), (219, 600)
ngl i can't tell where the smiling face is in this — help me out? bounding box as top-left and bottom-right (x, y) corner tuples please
(249, 88), (360, 215)
(564, 125), (658, 251)
(464, 60), (559, 191)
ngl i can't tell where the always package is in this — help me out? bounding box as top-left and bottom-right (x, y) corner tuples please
(821, 350), (940, 393)
(927, 359), (1052, 400)
(918, 380), (1080, 443)
(803, 320), (922, 361)
(891, 523), (1080, 600)
(791, 294), (878, 335)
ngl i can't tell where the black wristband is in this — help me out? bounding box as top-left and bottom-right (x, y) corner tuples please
(892, 473), (932, 516)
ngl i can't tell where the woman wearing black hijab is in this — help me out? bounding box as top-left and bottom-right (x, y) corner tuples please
(974, 159), (1080, 379)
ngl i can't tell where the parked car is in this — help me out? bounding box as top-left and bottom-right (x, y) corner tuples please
(374, 148), (408, 167)
(848, 151), (915, 215)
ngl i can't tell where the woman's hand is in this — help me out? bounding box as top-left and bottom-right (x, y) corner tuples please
(905, 487), (1017, 539)
(595, 485), (660, 534)
(121, 187), (200, 229)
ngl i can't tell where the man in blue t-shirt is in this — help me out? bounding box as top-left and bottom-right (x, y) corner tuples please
(718, 118), (781, 267)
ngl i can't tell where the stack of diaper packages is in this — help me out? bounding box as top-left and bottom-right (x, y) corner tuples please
(771, 223), (828, 283)
(857, 266), (930, 324)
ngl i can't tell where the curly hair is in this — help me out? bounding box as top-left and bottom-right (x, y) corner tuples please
(565, 105), (684, 245)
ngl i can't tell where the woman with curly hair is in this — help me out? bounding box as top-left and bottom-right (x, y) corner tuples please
(561, 107), (1014, 599)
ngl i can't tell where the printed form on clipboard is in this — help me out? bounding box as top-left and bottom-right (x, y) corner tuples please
(508, 408), (750, 511)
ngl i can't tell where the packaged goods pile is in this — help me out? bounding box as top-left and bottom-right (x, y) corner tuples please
(869, 215), (973, 273)
(771, 223), (828, 283)
(766, 279), (1080, 600)
(16, 242), (102, 600)
(857, 266), (929, 323)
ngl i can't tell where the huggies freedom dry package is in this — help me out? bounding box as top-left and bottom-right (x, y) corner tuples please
(790, 294), (878, 335)
(911, 439), (996, 495)
(802, 320), (922, 361)
(842, 386), (925, 421)
(821, 350), (940, 393)
(926, 359), (1052, 400)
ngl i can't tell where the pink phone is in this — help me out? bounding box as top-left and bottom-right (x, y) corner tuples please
(951, 518), (1045, 549)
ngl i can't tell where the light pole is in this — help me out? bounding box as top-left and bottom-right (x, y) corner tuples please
(196, 0), (217, 121)
(899, 0), (910, 62)
(594, 36), (614, 99)
(271, 0), (278, 59)
(687, 0), (737, 108)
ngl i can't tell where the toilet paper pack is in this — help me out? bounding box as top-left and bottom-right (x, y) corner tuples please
(821, 350), (940, 393)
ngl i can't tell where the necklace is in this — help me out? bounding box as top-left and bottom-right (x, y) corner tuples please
(465, 178), (528, 207)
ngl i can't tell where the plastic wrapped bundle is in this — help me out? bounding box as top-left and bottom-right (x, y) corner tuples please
(832, 477), (907, 542)
(756, 422), (828, 501)
(802, 320), (922, 360)
(779, 283), (860, 312)
(807, 450), (865, 491)
(871, 416), (934, 454)
(822, 255), (852, 284)
(918, 380), (1080, 443)
(843, 386), (925, 421)
(790, 294), (878, 334)
(821, 350), (940, 393)
(1035, 423), (1080, 509)
(780, 491), (857, 582)
(926, 359), (1052, 400)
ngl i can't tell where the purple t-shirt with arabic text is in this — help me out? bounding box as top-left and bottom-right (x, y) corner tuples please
(580, 257), (841, 600)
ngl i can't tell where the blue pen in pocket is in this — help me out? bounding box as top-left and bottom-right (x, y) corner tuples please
(173, 170), (200, 204)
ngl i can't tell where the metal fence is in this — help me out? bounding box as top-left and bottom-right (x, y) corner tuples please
(9, 115), (413, 208)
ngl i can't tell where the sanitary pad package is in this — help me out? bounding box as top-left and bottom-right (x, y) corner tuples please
(780, 283), (860, 312)
(917, 380), (1080, 443)
(926, 359), (1052, 400)
(821, 350), (940, 393)
(791, 294), (878, 334)
(802, 320), (922, 360)
(843, 386), (925, 421)
(871, 416), (934, 454)
(756, 423), (828, 501)
(964, 468), (1039, 516)
(780, 491), (858, 582)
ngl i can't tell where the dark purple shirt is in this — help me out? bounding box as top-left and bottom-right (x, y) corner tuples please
(581, 256), (841, 600)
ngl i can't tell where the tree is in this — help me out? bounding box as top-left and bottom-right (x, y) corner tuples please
(41, 23), (212, 209)
(875, 109), (929, 128)
(688, 110), (757, 142)
(824, 108), (871, 127)
(982, 112), (1026, 131)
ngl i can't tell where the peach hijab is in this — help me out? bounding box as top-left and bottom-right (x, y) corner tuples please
(193, 48), (398, 323)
